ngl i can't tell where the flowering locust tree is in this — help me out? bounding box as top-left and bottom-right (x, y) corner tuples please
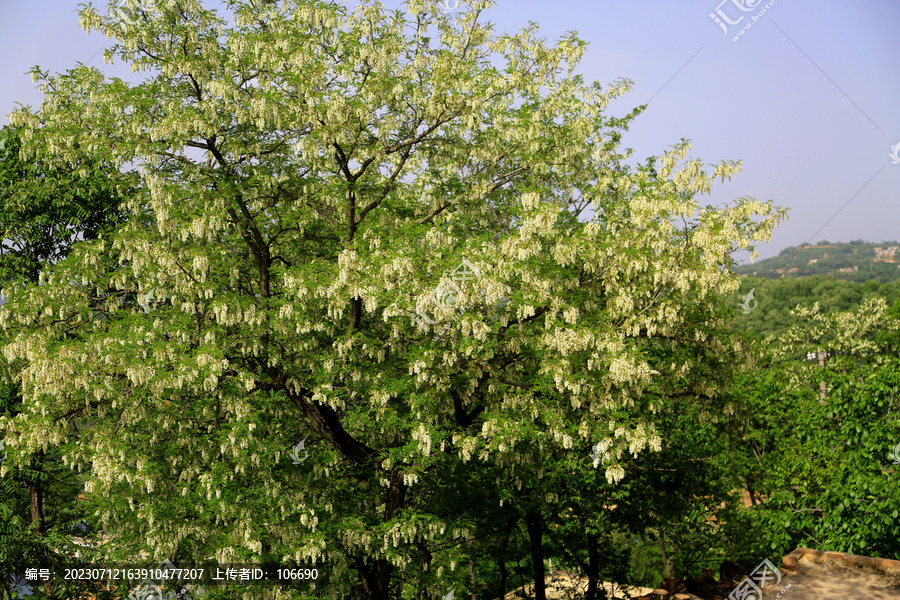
(1, 0), (784, 598)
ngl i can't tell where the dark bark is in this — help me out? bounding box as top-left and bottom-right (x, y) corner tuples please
(29, 481), (45, 535)
(524, 512), (546, 600)
(348, 295), (363, 334)
(745, 478), (759, 506)
(355, 469), (407, 600)
(416, 538), (432, 600)
(658, 529), (673, 578)
(355, 557), (395, 600)
(468, 533), (477, 600)
(265, 373), (374, 460)
(585, 531), (599, 600)
(223, 197), (271, 298)
(497, 515), (516, 598)
(29, 451), (52, 597)
(28, 450), (46, 535)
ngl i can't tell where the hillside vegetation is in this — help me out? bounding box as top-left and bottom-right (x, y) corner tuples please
(735, 241), (900, 283)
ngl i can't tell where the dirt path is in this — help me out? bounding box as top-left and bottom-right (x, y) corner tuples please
(761, 560), (900, 600)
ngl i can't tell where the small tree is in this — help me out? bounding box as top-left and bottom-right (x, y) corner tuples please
(729, 298), (900, 560)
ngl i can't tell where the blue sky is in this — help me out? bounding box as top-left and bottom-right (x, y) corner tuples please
(1, 0), (898, 262)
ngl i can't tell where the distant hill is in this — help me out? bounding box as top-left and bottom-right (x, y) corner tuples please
(735, 241), (900, 283)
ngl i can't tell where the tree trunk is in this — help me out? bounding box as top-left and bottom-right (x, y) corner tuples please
(29, 450), (46, 534)
(658, 529), (673, 578)
(497, 514), (516, 597)
(416, 538), (432, 600)
(29, 482), (45, 534)
(29, 451), (51, 597)
(356, 557), (394, 600)
(498, 554), (508, 599)
(356, 469), (407, 600)
(745, 478), (759, 506)
(585, 531), (600, 600)
(468, 533), (477, 600)
(524, 512), (546, 600)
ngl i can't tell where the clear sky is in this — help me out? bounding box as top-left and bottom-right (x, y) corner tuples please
(1, 0), (897, 262)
